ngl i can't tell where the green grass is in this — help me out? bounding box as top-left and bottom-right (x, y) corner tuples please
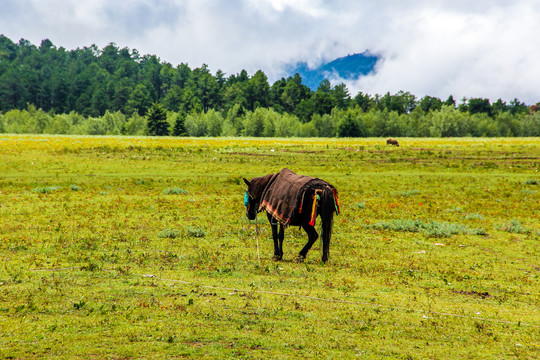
(0, 135), (539, 359)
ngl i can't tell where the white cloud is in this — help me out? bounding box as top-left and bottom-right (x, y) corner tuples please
(1, 0), (539, 103)
(346, 1), (540, 103)
(264, 0), (328, 18)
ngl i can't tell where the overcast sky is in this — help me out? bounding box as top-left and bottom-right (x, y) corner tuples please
(1, 0), (540, 103)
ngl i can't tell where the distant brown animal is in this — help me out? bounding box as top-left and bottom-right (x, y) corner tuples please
(386, 138), (399, 146)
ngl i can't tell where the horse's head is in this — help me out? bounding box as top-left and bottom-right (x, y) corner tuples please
(243, 178), (258, 220)
(243, 173), (273, 220)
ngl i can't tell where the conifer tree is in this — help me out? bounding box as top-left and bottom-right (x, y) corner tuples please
(172, 111), (187, 136)
(146, 103), (169, 136)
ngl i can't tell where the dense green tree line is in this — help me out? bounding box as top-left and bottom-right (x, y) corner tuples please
(1, 36), (539, 137)
(2, 103), (539, 137)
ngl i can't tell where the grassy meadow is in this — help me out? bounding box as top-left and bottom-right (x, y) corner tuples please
(0, 134), (539, 359)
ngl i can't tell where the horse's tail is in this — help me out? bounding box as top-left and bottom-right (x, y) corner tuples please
(319, 186), (339, 263)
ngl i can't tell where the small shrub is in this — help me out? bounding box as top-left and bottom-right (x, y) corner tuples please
(393, 189), (420, 197)
(32, 186), (62, 194)
(163, 188), (188, 195)
(355, 202), (367, 209)
(186, 226), (206, 238)
(524, 179), (538, 185)
(158, 228), (180, 239)
(70, 184), (82, 191)
(464, 213), (484, 220)
(32, 187), (47, 194)
(499, 220), (529, 234)
(422, 221), (470, 237)
(369, 219), (484, 237)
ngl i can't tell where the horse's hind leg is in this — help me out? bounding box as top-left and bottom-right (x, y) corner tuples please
(296, 224), (318, 263)
(267, 213), (283, 261)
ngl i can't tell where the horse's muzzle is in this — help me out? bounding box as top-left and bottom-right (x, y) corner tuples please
(246, 209), (257, 220)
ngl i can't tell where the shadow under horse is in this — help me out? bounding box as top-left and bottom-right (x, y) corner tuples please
(243, 168), (339, 263)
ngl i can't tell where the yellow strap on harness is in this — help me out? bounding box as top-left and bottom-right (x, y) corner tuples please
(309, 189), (322, 226)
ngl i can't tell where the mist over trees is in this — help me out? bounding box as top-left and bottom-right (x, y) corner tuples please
(1, 36), (539, 137)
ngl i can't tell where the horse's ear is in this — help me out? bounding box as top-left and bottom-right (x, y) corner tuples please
(243, 178), (251, 187)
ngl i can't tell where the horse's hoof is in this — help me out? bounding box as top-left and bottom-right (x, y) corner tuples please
(272, 255), (282, 261)
(295, 255), (305, 263)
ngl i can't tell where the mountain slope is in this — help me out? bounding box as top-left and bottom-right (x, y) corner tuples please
(288, 52), (379, 90)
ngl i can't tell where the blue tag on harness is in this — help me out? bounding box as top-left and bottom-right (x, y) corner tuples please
(244, 191), (250, 207)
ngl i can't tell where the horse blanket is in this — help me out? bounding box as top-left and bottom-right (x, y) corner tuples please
(259, 168), (314, 226)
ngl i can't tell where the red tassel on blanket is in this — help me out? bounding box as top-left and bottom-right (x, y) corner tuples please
(299, 190), (306, 214)
(332, 188), (340, 215)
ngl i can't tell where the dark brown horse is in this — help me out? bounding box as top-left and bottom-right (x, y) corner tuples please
(386, 138), (399, 146)
(243, 168), (339, 263)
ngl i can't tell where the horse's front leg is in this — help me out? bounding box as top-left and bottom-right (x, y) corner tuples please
(296, 223), (318, 263)
(277, 223), (284, 259)
(267, 213), (283, 261)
